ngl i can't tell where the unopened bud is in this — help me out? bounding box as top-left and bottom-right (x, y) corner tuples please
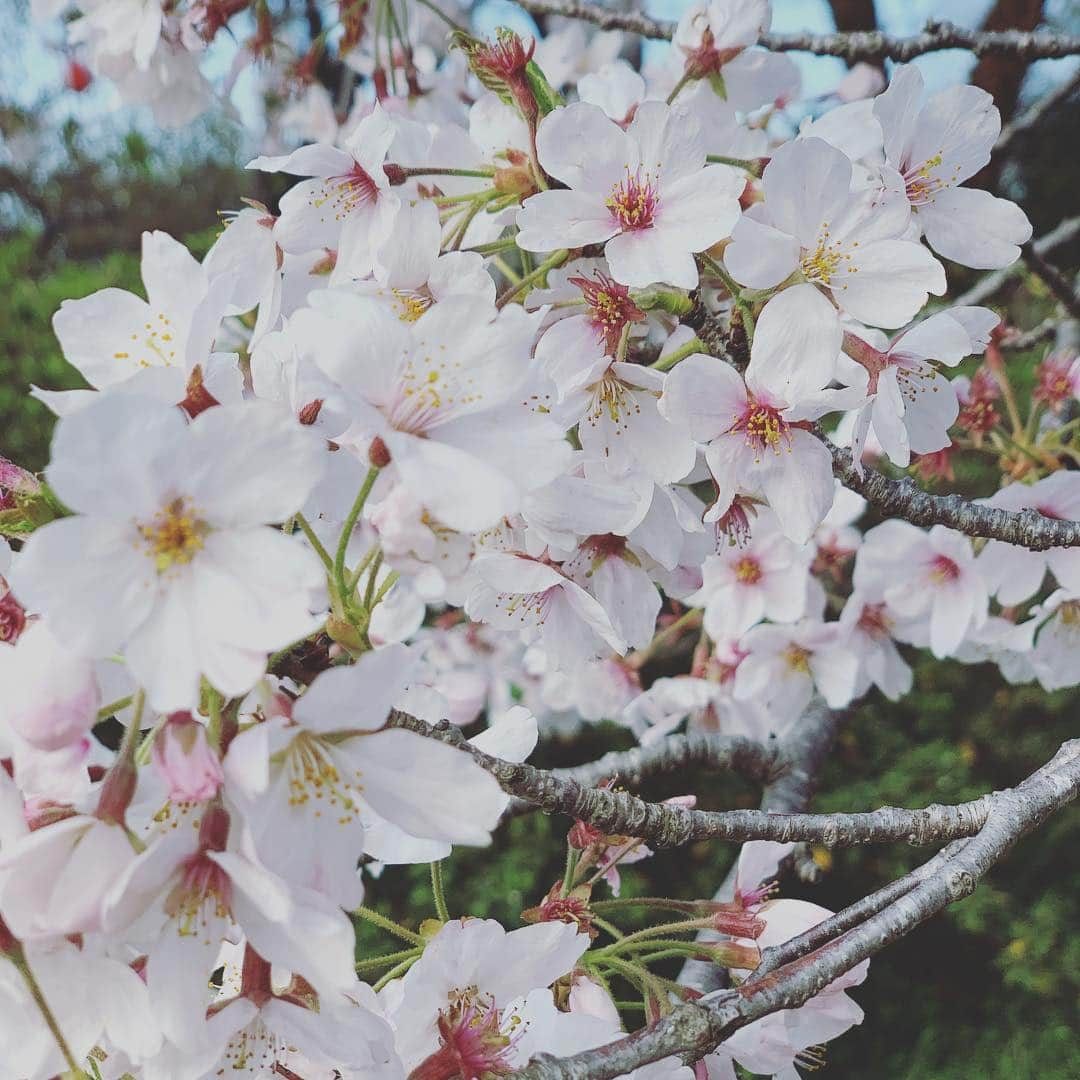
(179, 364), (221, 419)
(382, 162), (407, 186)
(298, 398), (325, 426)
(368, 435), (391, 468)
(152, 712), (224, 803)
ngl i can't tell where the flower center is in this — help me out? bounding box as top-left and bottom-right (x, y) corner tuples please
(138, 498), (209, 572)
(315, 163), (381, 222)
(281, 731), (363, 826)
(165, 853), (232, 939)
(928, 554), (960, 584)
(784, 645), (812, 674)
(606, 169), (659, 231)
(857, 602), (893, 640)
(733, 556), (762, 584)
(585, 367), (642, 437)
(903, 152), (954, 206)
(800, 226), (853, 286)
(393, 288), (434, 323)
(409, 989), (524, 1080)
(729, 399), (791, 460)
(570, 271), (646, 354)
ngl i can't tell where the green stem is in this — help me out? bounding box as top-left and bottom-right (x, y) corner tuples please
(600, 917), (710, 953)
(334, 468), (380, 601)
(398, 165), (496, 179)
(706, 154), (764, 176)
(702, 254), (755, 347)
(591, 915), (625, 940)
(430, 861), (450, 921)
(354, 905), (425, 946)
(354, 947), (423, 974)
(13, 951), (86, 1077)
(666, 70), (694, 104)
(96, 696), (133, 721)
(495, 249), (569, 309)
(372, 954), (421, 992)
(651, 337), (706, 372)
(361, 550), (384, 612)
(295, 512), (333, 573)
(492, 254), (522, 284)
(369, 569), (400, 611)
(560, 846), (580, 896)
(463, 235), (519, 256)
(347, 544), (381, 594)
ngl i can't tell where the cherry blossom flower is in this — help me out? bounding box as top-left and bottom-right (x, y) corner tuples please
(839, 591), (914, 702)
(854, 522), (988, 659)
(725, 137), (946, 327)
(466, 552), (628, 670)
(874, 64), (1032, 269)
(842, 305), (999, 473)
(13, 394), (327, 711)
(977, 472), (1080, 605)
(288, 291), (571, 533)
(661, 284), (850, 542)
(1033, 349), (1080, 413)
(517, 100), (744, 287)
(247, 106), (402, 277)
(223, 644), (507, 907)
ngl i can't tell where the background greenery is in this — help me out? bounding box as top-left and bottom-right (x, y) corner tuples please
(2, 33), (1080, 1080)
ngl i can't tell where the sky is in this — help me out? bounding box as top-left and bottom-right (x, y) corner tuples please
(1, 0), (1077, 160)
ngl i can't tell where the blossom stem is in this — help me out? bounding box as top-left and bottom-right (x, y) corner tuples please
(294, 512), (334, 573)
(12, 948), (87, 1077)
(666, 70), (694, 104)
(650, 337), (706, 372)
(429, 860), (450, 921)
(599, 917), (711, 952)
(627, 607), (703, 666)
(492, 254), (522, 284)
(560, 845), (580, 895)
(372, 954), (422, 992)
(412, 0), (468, 33)
(495, 249), (569, 309)
(463, 235), (520, 255)
(361, 549), (385, 612)
(592, 915), (625, 940)
(354, 946), (424, 974)
(347, 544), (381, 594)
(369, 568), (400, 610)
(354, 904), (425, 946)
(96, 695), (133, 720)
(334, 467), (380, 602)
(395, 165), (497, 179)
(705, 154), (765, 176)
(702, 254), (755, 345)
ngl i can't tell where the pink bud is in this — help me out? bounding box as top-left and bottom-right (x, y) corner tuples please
(152, 712), (224, 803)
(0, 622), (99, 751)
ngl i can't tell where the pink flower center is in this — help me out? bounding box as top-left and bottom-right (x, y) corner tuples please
(733, 555), (762, 585)
(729, 400), (791, 459)
(317, 163), (381, 221)
(902, 153), (954, 206)
(165, 853), (232, 939)
(606, 169), (659, 231)
(570, 271), (646, 354)
(857, 602), (893, 640)
(409, 992), (523, 1080)
(928, 554), (960, 584)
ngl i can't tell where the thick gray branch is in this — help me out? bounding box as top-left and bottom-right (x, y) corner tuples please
(828, 440), (1080, 550)
(509, 740), (1080, 1079)
(391, 711), (1004, 848)
(513, 3), (1080, 59)
(503, 730), (783, 818)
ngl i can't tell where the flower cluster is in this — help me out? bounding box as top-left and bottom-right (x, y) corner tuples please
(4, 0), (1076, 1077)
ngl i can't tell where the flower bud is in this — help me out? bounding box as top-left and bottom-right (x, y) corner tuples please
(0, 621), (99, 752)
(152, 711), (224, 803)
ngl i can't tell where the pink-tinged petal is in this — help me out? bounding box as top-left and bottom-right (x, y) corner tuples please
(918, 187), (1031, 270)
(929, 588), (974, 658)
(724, 213), (801, 289)
(747, 284), (842, 403)
(604, 227), (698, 288)
(873, 64), (923, 169)
(294, 643), (421, 734)
(516, 189), (620, 253)
(839, 239), (946, 328)
(12, 516), (156, 657)
(722, 48), (801, 112)
(909, 83), (999, 187)
(186, 402), (326, 525)
(654, 164), (743, 250)
(247, 143), (355, 177)
(630, 99), (705, 184)
(661, 352), (748, 442)
(892, 305), (998, 365)
(760, 138), (853, 248)
(757, 429), (835, 543)
(354, 729), (504, 843)
(536, 101), (636, 193)
(899, 367), (957, 455)
(472, 553), (566, 594)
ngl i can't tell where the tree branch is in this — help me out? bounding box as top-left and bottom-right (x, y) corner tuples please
(828, 439), (1080, 550)
(508, 740), (1080, 1079)
(511, 3), (1080, 60)
(503, 730), (783, 818)
(390, 711), (1010, 848)
(995, 65), (1080, 155)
